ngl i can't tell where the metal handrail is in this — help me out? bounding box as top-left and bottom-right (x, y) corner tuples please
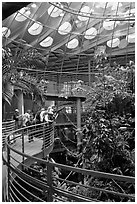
(2, 120), (15, 149)
(2, 122), (135, 202)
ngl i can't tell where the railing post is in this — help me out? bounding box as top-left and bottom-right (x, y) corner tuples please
(76, 97), (81, 130)
(7, 137), (11, 201)
(42, 124), (46, 158)
(22, 128), (25, 170)
(47, 162), (53, 202)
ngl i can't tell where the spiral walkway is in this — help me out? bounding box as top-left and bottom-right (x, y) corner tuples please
(2, 121), (135, 202)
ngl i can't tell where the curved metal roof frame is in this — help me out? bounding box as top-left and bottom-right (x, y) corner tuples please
(2, 2), (135, 82)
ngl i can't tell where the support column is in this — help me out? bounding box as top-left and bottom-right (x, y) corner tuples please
(76, 97), (83, 153)
(76, 97), (81, 130)
(17, 90), (24, 115)
(88, 60), (91, 86)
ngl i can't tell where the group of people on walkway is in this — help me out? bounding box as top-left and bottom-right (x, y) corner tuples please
(13, 106), (56, 126)
(12, 106), (56, 142)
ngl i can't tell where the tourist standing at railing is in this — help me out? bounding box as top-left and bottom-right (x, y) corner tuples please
(35, 108), (45, 124)
(40, 108), (47, 123)
(22, 110), (31, 127)
(41, 107), (54, 153)
(47, 106), (54, 121)
(12, 109), (21, 129)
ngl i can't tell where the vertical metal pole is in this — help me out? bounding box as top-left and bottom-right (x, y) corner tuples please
(52, 122), (54, 145)
(22, 128), (25, 170)
(76, 97), (82, 152)
(88, 60), (91, 86)
(17, 90), (24, 115)
(47, 162), (53, 202)
(57, 73), (59, 94)
(42, 124), (45, 158)
(3, 101), (6, 121)
(7, 137), (11, 201)
(76, 97), (81, 130)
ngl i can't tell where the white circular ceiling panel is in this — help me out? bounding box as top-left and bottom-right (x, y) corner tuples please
(103, 20), (118, 30)
(84, 27), (97, 39)
(2, 27), (11, 38)
(15, 7), (31, 22)
(28, 22), (43, 35)
(107, 38), (120, 48)
(58, 22), (72, 35)
(40, 36), (53, 47)
(78, 6), (90, 21)
(48, 5), (63, 17)
(66, 38), (79, 49)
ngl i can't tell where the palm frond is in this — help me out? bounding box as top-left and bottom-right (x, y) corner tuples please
(2, 47), (47, 105)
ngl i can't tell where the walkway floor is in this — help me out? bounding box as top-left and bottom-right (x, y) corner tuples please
(3, 135), (43, 166)
(2, 135), (44, 195)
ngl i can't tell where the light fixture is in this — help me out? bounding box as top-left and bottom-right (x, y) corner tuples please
(28, 22), (43, 35)
(78, 6), (90, 21)
(15, 7), (31, 22)
(58, 22), (72, 35)
(40, 36), (53, 47)
(107, 38), (120, 48)
(48, 5), (63, 17)
(2, 27), (11, 38)
(66, 38), (79, 49)
(84, 27), (97, 39)
(118, 39), (128, 49)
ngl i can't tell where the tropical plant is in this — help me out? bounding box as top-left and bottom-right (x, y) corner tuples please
(2, 46), (48, 105)
(78, 54), (135, 201)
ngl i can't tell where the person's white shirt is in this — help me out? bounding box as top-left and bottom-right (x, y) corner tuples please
(40, 110), (46, 122)
(44, 113), (48, 122)
(22, 112), (30, 126)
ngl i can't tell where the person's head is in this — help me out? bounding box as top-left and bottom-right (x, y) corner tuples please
(77, 80), (83, 85)
(27, 110), (31, 114)
(15, 109), (19, 114)
(41, 108), (45, 112)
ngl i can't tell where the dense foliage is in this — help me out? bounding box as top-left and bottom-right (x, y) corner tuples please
(78, 57), (135, 201)
(2, 47), (47, 105)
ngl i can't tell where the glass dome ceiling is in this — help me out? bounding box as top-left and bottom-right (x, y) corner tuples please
(2, 2), (135, 76)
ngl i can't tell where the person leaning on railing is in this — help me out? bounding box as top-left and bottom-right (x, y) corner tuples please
(12, 109), (22, 129)
(22, 110), (31, 127)
(35, 108), (45, 124)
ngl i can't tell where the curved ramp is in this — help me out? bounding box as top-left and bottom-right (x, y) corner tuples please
(2, 121), (135, 202)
